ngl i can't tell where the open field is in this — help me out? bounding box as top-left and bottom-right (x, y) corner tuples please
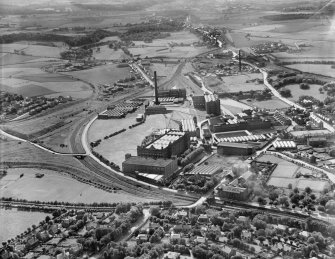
(1, 67), (92, 99)
(286, 64), (335, 78)
(205, 73), (264, 93)
(64, 63), (131, 85)
(0, 168), (152, 203)
(241, 97), (290, 110)
(284, 84), (326, 102)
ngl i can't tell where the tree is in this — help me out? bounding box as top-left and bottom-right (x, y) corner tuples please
(149, 207), (160, 217)
(305, 187), (312, 194)
(279, 196), (289, 207)
(149, 233), (160, 243)
(269, 191), (279, 201)
(253, 219), (267, 230)
(257, 197), (267, 206)
(232, 226), (242, 238)
(45, 216), (51, 223)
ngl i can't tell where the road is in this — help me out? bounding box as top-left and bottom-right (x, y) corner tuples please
(131, 63), (154, 87)
(232, 51), (335, 133)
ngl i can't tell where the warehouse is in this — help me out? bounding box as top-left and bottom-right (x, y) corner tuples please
(137, 129), (188, 159)
(122, 156), (178, 177)
(217, 142), (255, 156)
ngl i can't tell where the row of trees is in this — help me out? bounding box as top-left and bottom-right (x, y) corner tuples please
(0, 29), (117, 47)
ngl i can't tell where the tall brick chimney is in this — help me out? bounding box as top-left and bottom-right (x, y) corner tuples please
(154, 71), (159, 105)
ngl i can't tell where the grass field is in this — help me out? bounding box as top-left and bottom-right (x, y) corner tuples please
(284, 84), (326, 102)
(205, 73), (264, 93)
(1, 67), (92, 99)
(0, 168), (153, 203)
(286, 64), (335, 78)
(241, 97), (290, 110)
(64, 63), (131, 85)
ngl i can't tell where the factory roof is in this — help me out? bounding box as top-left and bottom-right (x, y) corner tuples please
(181, 119), (196, 132)
(220, 185), (246, 193)
(186, 164), (222, 176)
(218, 142), (255, 149)
(204, 94), (217, 102)
(123, 156), (174, 167)
(146, 131), (185, 149)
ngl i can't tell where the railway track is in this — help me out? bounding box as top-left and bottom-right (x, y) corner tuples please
(79, 156), (198, 203)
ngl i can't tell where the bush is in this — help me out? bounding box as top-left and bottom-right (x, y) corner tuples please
(300, 83), (310, 90)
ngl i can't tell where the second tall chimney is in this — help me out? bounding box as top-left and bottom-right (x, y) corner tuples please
(154, 71), (159, 105)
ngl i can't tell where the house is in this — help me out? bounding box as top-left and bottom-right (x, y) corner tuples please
(299, 231), (310, 239)
(237, 216), (249, 224)
(273, 224), (287, 233)
(48, 224), (59, 236)
(62, 217), (74, 228)
(221, 245), (236, 258)
(136, 234), (148, 244)
(56, 250), (69, 259)
(25, 236), (39, 249)
(164, 251), (181, 259)
(86, 222), (98, 231)
(170, 233), (181, 240)
(93, 212), (104, 220)
(241, 230), (252, 241)
(174, 210), (188, 219)
(173, 224), (192, 233)
(37, 231), (51, 242)
(195, 236), (206, 244)
(69, 243), (83, 256)
(198, 214), (209, 223)
(149, 222), (161, 230)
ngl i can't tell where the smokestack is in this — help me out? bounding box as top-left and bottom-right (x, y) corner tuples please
(239, 50), (242, 72)
(154, 71), (159, 105)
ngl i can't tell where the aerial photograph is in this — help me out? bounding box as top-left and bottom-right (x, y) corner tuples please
(0, 0), (335, 258)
